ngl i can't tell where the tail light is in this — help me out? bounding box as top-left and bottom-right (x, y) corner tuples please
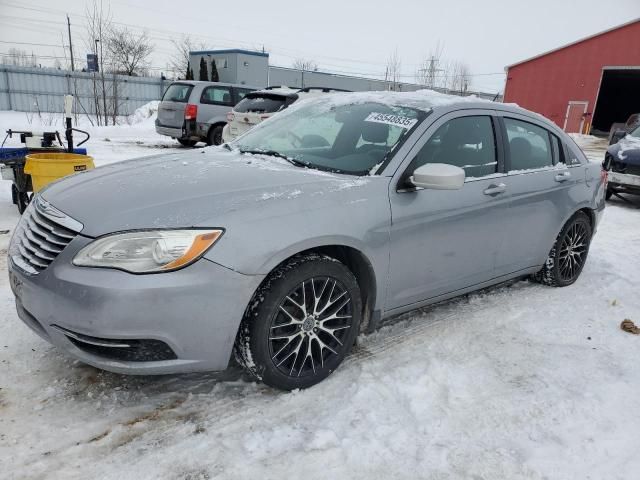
(260, 114), (270, 120)
(184, 104), (198, 120)
(226, 112), (235, 122)
(601, 168), (608, 184)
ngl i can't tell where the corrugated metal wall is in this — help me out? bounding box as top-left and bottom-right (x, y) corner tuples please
(0, 64), (501, 116)
(0, 65), (167, 115)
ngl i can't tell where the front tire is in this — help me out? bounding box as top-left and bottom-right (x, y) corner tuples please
(533, 212), (592, 287)
(234, 254), (361, 390)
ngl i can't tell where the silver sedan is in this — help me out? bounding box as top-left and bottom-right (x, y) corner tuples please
(8, 91), (606, 390)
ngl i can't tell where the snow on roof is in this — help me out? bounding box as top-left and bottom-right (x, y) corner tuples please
(506, 18), (640, 69)
(297, 88), (492, 112)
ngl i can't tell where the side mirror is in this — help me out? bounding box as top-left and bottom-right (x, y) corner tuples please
(410, 163), (465, 190)
(610, 129), (627, 145)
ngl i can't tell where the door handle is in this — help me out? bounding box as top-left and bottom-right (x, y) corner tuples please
(483, 183), (507, 195)
(555, 171), (571, 182)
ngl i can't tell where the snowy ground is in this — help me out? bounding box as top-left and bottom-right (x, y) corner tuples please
(0, 113), (639, 479)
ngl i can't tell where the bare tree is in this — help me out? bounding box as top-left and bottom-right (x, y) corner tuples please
(2, 48), (37, 67)
(107, 26), (154, 76)
(415, 42), (472, 94)
(448, 61), (471, 94)
(384, 49), (402, 91)
(169, 36), (207, 80)
(292, 58), (318, 72)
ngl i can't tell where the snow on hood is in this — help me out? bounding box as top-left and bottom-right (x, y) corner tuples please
(40, 146), (373, 237)
(615, 135), (640, 162)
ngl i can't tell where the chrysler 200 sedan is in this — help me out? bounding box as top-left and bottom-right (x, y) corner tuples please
(8, 91), (606, 390)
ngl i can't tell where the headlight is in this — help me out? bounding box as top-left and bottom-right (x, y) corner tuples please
(73, 229), (223, 273)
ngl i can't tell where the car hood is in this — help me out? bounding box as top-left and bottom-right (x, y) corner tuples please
(41, 147), (372, 237)
(608, 136), (640, 165)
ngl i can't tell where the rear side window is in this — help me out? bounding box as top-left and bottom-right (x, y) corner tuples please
(234, 94), (291, 114)
(201, 86), (232, 105)
(505, 118), (553, 171)
(409, 115), (497, 179)
(162, 83), (193, 103)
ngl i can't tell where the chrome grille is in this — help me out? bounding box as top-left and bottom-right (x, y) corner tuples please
(9, 197), (82, 275)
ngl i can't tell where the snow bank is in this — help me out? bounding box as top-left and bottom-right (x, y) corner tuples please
(127, 101), (159, 126)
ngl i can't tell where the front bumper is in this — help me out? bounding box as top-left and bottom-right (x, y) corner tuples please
(608, 171), (640, 195)
(8, 235), (264, 374)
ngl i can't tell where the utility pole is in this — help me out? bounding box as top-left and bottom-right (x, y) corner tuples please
(67, 15), (74, 71)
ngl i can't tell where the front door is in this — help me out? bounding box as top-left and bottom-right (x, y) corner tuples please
(564, 101), (588, 133)
(386, 112), (509, 310)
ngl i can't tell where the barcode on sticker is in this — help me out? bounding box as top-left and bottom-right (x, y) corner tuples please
(365, 112), (418, 129)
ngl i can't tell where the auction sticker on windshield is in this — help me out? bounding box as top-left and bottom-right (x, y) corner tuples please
(365, 112), (418, 129)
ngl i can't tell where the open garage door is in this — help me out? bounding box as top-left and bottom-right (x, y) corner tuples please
(592, 68), (640, 134)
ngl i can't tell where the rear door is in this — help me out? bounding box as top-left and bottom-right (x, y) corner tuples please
(199, 85), (234, 123)
(157, 83), (194, 128)
(496, 114), (581, 274)
(386, 110), (510, 310)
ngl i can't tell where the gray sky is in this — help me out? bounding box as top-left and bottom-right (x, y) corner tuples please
(1, 0), (639, 93)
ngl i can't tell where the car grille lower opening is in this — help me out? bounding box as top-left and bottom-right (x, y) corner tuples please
(51, 325), (178, 362)
(12, 205), (79, 274)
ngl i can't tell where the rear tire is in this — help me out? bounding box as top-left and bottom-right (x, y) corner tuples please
(234, 253), (361, 390)
(207, 125), (224, 146)
(532, 212), (592, 287)
(177, 139), (197, 147)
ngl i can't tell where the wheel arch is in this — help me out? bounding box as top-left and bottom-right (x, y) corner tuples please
(247, 244), (378, 334)
(577, 207), (595, 229)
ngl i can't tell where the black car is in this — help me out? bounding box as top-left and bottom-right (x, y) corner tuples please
(604, 125), (640, 199)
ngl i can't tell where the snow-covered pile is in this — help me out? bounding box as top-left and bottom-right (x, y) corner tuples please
(127, 101), (159, 126)
(0, 120), (639, 479)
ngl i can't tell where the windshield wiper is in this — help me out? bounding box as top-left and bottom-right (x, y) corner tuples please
(239, 149), (308, 168)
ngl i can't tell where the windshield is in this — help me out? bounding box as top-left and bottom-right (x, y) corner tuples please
(629, 125), (640, 138)
(232, 101), (426, 175)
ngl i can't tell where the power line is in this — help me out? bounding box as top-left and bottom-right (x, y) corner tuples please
(0, 40), (64, 47)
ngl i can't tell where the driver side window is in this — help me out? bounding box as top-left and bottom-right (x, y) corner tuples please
(409, 115), (497, 179)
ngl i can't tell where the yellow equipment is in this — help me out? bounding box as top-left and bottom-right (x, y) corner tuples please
(24, 153), (94, 193)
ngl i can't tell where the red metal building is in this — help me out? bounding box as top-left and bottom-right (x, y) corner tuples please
(503, 19), (640, 134)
